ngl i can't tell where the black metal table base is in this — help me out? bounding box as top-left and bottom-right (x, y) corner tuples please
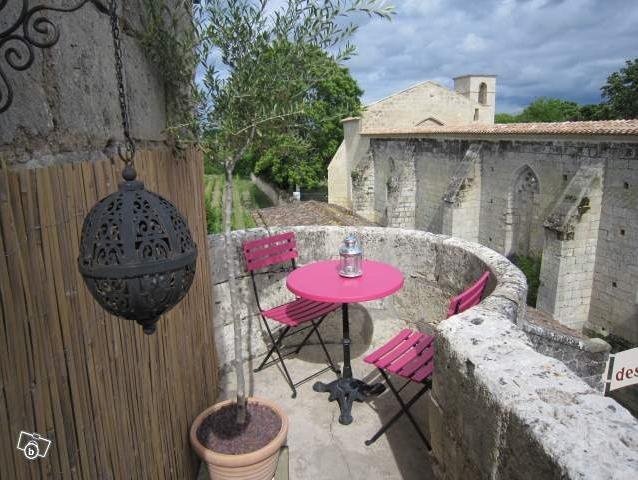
(314, 303), (386, 424)
(313, 377), (385, 425)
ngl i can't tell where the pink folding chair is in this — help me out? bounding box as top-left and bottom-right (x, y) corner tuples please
(243, 232), (341, 398)
(363, 271), (491, 449)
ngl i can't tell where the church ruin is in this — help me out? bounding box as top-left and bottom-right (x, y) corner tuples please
(328, 76), (638, 346)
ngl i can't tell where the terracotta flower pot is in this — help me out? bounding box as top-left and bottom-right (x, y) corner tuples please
(190, 397), (288, 480)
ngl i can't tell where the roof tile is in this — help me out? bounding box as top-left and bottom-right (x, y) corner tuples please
(362, 120), (638, 136)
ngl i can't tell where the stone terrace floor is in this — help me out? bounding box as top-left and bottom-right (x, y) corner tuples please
(215, 344), (434, 480)
(253, 200), (377, 228)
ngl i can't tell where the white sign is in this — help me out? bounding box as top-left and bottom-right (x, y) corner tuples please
(16, 431), (52, 460)
(603, 346), (638, 394)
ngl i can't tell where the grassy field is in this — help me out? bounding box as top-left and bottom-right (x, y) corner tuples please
(204, 175), (273, 234)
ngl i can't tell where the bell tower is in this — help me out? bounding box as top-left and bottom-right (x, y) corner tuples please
(453, 75), (496, 124)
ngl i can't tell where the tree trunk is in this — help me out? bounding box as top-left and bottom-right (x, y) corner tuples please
(223, 162), (247, 424)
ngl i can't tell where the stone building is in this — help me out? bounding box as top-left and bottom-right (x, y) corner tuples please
(330, 117), (638, 345)
(328, 75), (496, 208)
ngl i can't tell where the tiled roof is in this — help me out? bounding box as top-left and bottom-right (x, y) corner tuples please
(362, 119), (638, 136)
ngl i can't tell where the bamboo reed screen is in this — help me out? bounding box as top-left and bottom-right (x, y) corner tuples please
(0, 149), (218, 479)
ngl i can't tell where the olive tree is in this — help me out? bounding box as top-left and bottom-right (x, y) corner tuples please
(195, 0), (393, 423)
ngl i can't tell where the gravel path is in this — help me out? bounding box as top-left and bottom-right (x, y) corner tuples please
(252, 200), (377, 228)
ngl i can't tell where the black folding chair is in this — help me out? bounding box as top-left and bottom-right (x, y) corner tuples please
(243, 231), (341, 398)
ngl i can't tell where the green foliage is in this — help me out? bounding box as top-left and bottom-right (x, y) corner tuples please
(494, 113), (518, 124)
(601, 58), (638, 119)
(203, 174), (272, 233)
(253, 50), (362, 191)
(254, 132), (312, 188)
(573, 103), (612, 121)
(510, 254), (542, 307)
(140, 0), (201, 148)
(496, 97), (581, 123)
(234, 149), (258, 178)
(203, 174), (223, 233)
(215, 46), (363, 189)
(204, 155), (224, 174)
(518, 97), (580, 122)
(196, 0), (392, 175)
(496, 58), (638, 123)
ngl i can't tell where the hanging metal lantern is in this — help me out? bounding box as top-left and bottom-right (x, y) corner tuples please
(77, 0), (197, 334)
(78, 165), (197, 334)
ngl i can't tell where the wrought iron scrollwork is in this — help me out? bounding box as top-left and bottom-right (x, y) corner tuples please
(0, 0), (108, 113)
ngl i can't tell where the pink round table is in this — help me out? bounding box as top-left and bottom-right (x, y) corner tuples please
(287, 259), (404, 425)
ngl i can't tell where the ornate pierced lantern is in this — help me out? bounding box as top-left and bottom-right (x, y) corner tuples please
(76, 0), (197, 334)
(339, 235), (363, 278)
(78, 165), (197, 334)
(0, 1), (198, 334)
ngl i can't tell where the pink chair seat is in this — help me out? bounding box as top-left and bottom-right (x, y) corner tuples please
(243, 231), (341, 398)
(447, 271), (491, 317)
(363, 271), (490, 449)
(262, 298), (341, 327)
(364, 329), (435, 383)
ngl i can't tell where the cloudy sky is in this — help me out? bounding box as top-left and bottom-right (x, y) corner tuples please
(344, 0), (638, 113)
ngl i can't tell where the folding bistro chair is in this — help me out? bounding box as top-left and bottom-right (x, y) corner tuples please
(243, 232), (341, 398)
(363, 271), (491, 449)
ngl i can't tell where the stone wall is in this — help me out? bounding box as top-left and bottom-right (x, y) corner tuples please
(431, 302), (637, 480)
(522, 321), (610, 389)
(589, 150), (638, 343)
(362, 81), (480, 131)
(209, 226), (638, 480)
(349, 136), (638, 344)
(1, 1), (177, 168)
(208, 226), (462, 372)
(250, 173), (294, 205)
(328, 77), (495, 208)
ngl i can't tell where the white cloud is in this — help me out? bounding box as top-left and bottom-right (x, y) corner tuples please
(343, 0), (638, 113)
(461, 33), (487, 53)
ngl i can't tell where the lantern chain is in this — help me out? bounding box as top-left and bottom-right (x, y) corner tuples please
(108, 0), (136, 166)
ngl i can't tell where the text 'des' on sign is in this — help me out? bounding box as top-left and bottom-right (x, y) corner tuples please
(603, 346), (638, 394)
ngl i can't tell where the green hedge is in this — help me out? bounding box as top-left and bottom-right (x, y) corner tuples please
(510, 254), (542, 307)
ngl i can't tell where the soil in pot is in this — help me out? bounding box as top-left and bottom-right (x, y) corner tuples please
(196, 403), (282, 455)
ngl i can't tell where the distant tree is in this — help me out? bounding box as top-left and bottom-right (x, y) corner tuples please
(496, 97), (581, 123)
(253, 47), (363, 189)
(495, 59), (638, 123)
(574, 103), (611, 121)
(601, 58), (638, 119)
(494, 112), (518, 123)
(517, 97), (581, 122)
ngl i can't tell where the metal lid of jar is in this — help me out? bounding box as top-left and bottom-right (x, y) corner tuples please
(339, 235), (363, 256)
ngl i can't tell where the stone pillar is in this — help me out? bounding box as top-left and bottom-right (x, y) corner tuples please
(386, 150), (417, 229)
(538, 170), (602, 330)
(328, 116), (370, 209)
(351, 151), (377, 222)
(327, 141), (350, 207)
(441, 144), (482, 242)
